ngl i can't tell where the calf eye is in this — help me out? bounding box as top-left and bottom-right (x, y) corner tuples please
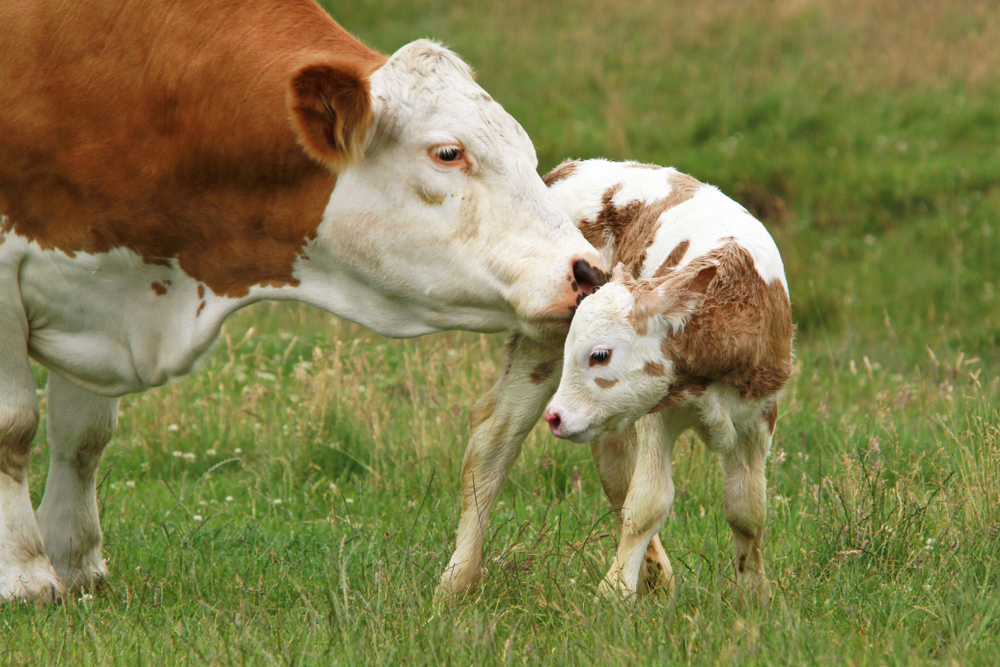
(589, 349), (611, 366)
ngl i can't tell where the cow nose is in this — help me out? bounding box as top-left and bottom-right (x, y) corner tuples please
(544, 409), (562, 435)
(572, 257), (608, 296)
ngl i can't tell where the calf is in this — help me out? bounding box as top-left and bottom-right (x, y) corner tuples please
(440, 159), (792, 604)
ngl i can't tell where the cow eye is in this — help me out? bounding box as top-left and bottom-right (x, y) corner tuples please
(589, 349), (611, 366)
(431, 145), (464, 164)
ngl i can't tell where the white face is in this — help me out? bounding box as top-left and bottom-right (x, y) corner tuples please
(545, 283), (674, 443)
(316, 41), (604, 339)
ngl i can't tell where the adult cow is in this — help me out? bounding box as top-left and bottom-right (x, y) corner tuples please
(0, 0), (605, 601)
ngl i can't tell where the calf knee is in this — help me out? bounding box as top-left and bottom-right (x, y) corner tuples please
(0, 404), (39, 480)
(622, 490), (673, 537)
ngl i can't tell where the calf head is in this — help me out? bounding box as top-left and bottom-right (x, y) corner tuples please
(289, 40), (605, 339)
(545, 263), (717, 442)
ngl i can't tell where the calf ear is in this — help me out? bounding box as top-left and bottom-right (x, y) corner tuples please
(663, 264), (716, 318)
(288, 59), (374, 168)
(636, 264), (717, 334)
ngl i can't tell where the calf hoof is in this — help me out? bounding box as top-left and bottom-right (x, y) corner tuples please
(735, 571), (772, 607)
(638, 539), (675, 601)
(435, 564), (486, 603)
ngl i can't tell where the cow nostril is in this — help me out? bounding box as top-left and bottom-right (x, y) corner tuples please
(573, 259), (608, 296)
(545, 411), (561, 431)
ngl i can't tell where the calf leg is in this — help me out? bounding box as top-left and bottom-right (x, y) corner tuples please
(35, 372), (119, 591)
(596, 414), (679, 599)
(0, 295), (63, 602)
(719, 407), (774, 605)
(437, 335), (561, 597)
(590, 419), (674, 599)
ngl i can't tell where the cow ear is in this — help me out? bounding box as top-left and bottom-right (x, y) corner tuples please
(288, 59), (374, 168)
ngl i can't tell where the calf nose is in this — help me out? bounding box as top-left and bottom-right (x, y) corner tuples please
(544, 409), (562, 435)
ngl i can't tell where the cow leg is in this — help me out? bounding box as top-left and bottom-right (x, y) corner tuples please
(437, 334), (561, 597)
(597, 413), (681, 599)
(35, 372), (119, 592)
(0, 295), (64, 602)
(589, 419), (674, 599)
(718, 407), (774, 605)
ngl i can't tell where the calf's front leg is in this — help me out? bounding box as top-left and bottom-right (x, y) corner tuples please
(589, 418), (675, 599)
(437, 334), (561, 597)
(596, 414), (680, 599)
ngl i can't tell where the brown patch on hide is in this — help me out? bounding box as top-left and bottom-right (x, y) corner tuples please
(764, 402), (778, 433)
(625, 162), (662, 170)
(542, 160), (579, 187)
(594, 377), (618, 389)
(529, 360), (557, 385)
(0, 0), (385, 298)
(660, 242), (794, 401)
(150, 281), (167, 296)
(195, 300), (206, 318)
(653, 239), (690, 277)
(197, 284), (205, 300)
(577, 172), (703, 275)
(643, 361), (666, 377)
(649, 380), (708, 413)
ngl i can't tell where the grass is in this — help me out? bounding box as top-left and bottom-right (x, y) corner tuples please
(4, 0), (1000, 664)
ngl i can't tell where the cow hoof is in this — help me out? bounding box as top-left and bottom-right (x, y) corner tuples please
(0, 559), (67, 603)
(61, 561), (110, 594)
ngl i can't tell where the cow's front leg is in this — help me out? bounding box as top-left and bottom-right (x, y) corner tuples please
(35, 372), (119, 592)
(589, 419), (674, 599)
(437, 334), (561, 597)
(719, 407), (774, 605)
(0, 297), (63, 602)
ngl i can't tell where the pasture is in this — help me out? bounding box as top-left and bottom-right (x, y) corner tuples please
(4, 0), (999, 664)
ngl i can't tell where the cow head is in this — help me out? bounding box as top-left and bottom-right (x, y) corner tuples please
(544, 263), (717, 442)
(288, 40), (606, 340)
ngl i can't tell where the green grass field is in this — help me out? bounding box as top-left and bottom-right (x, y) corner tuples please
(5, 0), (999, 664)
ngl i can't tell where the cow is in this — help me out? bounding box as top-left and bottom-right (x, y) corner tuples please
(439, 159), (792, 604)
(0, 0), (606, 602)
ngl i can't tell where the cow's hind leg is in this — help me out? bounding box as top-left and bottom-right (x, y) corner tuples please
(35, 372), (119, 592)
(0, 294), (63, 602)
(719, 405), (775, 605)
(590, 419), (674, 600)
(437, 334), (561, 598)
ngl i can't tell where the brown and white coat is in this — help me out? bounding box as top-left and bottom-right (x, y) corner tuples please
(0, 0), (606, 602)
(440, 159), (793, 603)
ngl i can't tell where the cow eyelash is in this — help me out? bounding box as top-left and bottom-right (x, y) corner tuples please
(435, 146), (461, 161)
(430, 145), (465, 165)
(589, 349), (611, 366)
